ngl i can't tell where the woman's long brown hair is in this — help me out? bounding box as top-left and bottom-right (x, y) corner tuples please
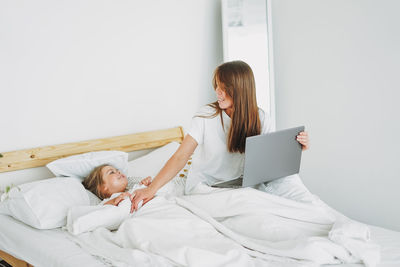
(209, 60), (261, 153)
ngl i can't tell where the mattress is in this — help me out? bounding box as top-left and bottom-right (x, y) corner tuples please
(0, 214), (106, 267)
(1, 213), (400, 267)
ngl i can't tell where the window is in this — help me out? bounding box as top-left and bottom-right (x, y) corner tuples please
(221, 0), (275, 129)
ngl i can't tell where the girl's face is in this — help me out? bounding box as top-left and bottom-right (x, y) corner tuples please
(99, 166), (128, 197)
(215, 81), (233, 116)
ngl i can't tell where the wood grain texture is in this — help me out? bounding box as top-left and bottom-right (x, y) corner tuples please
(0, 127), (184, 173)
(0, 250), (33, 267)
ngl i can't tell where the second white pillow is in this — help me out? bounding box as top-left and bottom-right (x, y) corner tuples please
(127, 142), (180, 178)
(47, 150), (128, 178)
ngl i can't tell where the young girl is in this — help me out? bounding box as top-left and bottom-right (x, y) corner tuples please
(82, 164), (151, 207)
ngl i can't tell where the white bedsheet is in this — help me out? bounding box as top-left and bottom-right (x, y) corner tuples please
(70, 196), (283, 267)
(324, 225), (400, 267)
(67, 188), (399, 267)
(1, 183), (400, 267)
(0, 207), (399, 267)
(180, 188), (386, 266)
(0, 214), (107, 267)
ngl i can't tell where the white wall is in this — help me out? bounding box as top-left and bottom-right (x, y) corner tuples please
(2, 0), (399, 232)
(0, 0), (223, 186)
(0, 1), (223, 185)
(0, 0), (223, 152)
(271, 0), (400, 231)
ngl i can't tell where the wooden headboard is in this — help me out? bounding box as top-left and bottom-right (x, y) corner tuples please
(0, 126), (184, 267)
(0, 127), (184, 173)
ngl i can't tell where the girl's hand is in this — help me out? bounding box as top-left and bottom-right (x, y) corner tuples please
(104, 192), (132, 206)
(296, 131), (309, 151)
(140, 176), (152, 186)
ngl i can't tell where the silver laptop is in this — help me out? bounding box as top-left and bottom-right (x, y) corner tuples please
(211, 126), (304, 188)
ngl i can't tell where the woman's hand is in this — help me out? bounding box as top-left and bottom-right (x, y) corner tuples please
(129, 134), (198, 213)
(104, 192), (132, 206)
(130, 187), (157, 213)
(140, 176), (152, 186)
(296, 131), (309, 151)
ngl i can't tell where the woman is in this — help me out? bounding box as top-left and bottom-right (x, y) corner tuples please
(131, 60), (309, 212)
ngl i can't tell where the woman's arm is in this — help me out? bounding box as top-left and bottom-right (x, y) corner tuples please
(130, 134), (198, 212)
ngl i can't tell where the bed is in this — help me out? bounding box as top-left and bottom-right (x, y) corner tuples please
(0, 127), (399, 267)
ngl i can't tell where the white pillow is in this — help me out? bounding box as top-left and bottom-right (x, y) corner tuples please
(86, 189), (101, 205)
(0, 177), (89, 229)
(47, 150), (128, 178)
(127, 142), (180, 178)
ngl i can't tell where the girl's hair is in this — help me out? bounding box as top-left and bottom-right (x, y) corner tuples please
(208, 60), (261, 153)
(82, 164), (109, 200)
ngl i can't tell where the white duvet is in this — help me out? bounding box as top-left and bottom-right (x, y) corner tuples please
(67, 184), (380, 267)
(178, 187), (380, 266)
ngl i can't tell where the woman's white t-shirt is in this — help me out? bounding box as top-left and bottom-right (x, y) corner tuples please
(186, 105), (272, 193)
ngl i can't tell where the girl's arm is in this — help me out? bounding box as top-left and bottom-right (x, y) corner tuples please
(130, 134), (198, 212)
(104, 192), (132, 206)
(140, 176), (152, 186)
